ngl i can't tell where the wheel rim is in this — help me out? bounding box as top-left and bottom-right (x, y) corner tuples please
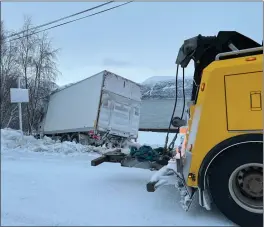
(228, 163), (263, 214)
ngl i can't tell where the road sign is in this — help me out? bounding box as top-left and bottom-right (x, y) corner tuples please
(10, 88), (29, 103)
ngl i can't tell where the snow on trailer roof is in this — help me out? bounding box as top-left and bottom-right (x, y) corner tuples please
(51, 70), (141, 95)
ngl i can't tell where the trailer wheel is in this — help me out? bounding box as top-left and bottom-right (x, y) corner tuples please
(71, 134), (79, 143)
(208, 142), (263, 227)
(105, 142), (113, 149)
(60, 135), (70, 142)
(105, 142), (119, 149)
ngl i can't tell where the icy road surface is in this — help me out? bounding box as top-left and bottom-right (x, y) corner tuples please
(2, 152), (234, 226)
(1, 129), (234, 226)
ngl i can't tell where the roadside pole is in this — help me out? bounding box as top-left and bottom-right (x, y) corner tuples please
(10, 76), (29, 134)
(17, 76), (23, 131)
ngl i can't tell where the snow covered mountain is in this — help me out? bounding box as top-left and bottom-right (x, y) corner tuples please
(140, 76), (193, 100)
(54, 75), (193, 100)
(142, 76), (175, 86)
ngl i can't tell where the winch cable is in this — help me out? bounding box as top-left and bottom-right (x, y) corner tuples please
(164, 50), (193, 152)
(164, 64), (180, 152)
(163, 64), (194, 205)
(168, 66), (186, 151)
(180, 67), (186, 120)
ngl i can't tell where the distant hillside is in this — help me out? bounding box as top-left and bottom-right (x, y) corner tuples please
(142, 76), (175, 86)
(54, 74), (193, 100)
(140, 76), (193, 100)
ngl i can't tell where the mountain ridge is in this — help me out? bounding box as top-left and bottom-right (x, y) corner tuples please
(54, 75), (193, 100)
(140, 76), (193, 100)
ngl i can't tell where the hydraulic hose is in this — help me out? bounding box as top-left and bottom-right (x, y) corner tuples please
(164, 64), (179, 152)
(168, 67), (186, 151)
(180, 67), (186, 120)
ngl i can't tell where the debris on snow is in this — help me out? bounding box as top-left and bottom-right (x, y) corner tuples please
(1, 128), (107, 156)
(1, 128), (142, 157)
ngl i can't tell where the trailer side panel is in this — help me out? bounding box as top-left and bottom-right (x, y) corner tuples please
(43, 73), (103, 134)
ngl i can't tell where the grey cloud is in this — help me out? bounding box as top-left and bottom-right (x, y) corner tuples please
(102, 58), (131, 67)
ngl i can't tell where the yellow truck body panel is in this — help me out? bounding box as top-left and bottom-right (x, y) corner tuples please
(186, 54), (263, 187)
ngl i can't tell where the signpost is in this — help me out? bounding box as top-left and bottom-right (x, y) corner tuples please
(10, 77), (29, 132)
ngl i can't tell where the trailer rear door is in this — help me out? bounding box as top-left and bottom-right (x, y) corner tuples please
(97, 91), (140, 138)
(109, 102), (131, 137)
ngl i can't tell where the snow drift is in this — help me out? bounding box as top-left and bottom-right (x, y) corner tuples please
(0, 128), (113, 156)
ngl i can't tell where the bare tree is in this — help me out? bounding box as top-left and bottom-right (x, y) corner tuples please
(0, 21), (20, 128)
(1, 16), (60, 134)
(14, 16), (39, 133)
(27, 32), (59, 132)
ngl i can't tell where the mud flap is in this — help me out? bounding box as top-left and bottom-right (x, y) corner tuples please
(146, 181), (157, 192)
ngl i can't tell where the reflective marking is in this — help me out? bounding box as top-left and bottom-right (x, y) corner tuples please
(187, 105), (202, 152)
(183, 105), (202, 181)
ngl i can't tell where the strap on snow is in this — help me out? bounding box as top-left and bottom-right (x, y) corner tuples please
(130, 145), (165, 162)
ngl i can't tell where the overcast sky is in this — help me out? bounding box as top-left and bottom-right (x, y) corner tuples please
(2, 2), (263, 86)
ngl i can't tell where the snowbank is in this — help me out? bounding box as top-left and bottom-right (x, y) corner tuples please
(0, 129), (165, 158)
(0, 128), (111, 156)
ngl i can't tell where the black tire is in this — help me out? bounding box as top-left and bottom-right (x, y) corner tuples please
(106, 142), (119, 149)
(60, 135), (69, 142)
(105, 142), (112, 149)
(71, 134), (79, 143)
(208, 142), (263, 227)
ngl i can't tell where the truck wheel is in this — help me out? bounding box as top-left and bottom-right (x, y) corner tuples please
(208, 142), (263, 227)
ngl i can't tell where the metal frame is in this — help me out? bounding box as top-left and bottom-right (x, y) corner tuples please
(139, 128), (179, 133)
(215, 47), (263, 60)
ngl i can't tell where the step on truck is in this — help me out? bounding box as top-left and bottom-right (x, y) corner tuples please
(91, 31), (263, 227)
(39, 70), (142, 148)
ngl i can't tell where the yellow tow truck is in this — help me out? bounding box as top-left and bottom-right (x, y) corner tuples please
(91, 31), (263, 227)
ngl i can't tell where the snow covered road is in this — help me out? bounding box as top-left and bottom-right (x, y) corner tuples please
(1, 150), (234, 226)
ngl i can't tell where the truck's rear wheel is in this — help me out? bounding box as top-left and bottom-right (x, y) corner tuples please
(208, 142), (263, 227)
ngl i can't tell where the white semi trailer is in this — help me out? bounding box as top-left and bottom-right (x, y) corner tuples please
(39, 70), (142, 147)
